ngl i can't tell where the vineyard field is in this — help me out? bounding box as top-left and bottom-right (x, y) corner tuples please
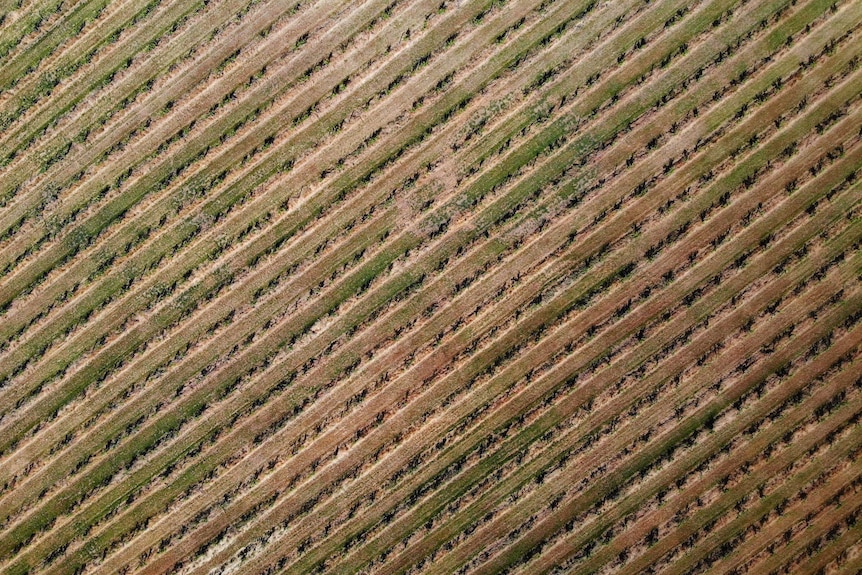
(0, 0), (860, 574)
